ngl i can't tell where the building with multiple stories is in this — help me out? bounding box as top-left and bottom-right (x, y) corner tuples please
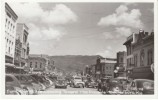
(27, 56), (46, 72)
(5, 3), (18, 65)
(123, 29), (154, 80)
(95, 57), (116, 79)
(115, 51), (127, 77)
(15, 23), (29, 68)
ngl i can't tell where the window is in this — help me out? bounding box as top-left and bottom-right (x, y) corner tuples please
(8, 47), (10, 53)
(148, 49), (153, 65)
(40, 63), (42, 68)
(35, 62), (37, 68)
(134, 54), (138, 67)
(140, 50), (145, 66)
(30, 62), (32, 68)
(120, 58), (123, 63)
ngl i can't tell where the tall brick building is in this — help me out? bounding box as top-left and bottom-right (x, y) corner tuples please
(123, 29), (154, 80)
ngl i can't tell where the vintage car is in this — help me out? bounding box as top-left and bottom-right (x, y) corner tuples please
(108, 78), (124, 95)
(128, 79), (154, 95)
(71, 76), (85, 88)
(30, 74), (50, 89)
(14, 74), (38, 95)
(5, 74), (28, 95)
(85, 80), (98, 88)
(55, 79), (67, 89)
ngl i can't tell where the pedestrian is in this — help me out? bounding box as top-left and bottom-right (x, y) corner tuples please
(97, 79), (102, 91)
(102, 81), (107, 94)
(106, 79), (110, 94)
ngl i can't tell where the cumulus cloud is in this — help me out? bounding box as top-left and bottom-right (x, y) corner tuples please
(115, 27), (132, 37)
(42, 4), (78, 24)
(9, 2), (77, 41)
(28, 23), (65, 41)
(9, 3), (78, 25)
(98, 4), (143, 28)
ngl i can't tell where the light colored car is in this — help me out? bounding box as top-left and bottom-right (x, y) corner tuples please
(71, 76), (85, 88)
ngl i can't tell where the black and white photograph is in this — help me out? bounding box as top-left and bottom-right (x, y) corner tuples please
(0, 0), (158, 99)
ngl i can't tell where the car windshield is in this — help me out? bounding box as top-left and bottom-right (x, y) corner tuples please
(137, 80), (154, 90)
(57, 80), (65, 84)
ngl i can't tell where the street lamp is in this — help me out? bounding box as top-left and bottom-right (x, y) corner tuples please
(114, 70), (118, 73)
(116, 67), (119, 70)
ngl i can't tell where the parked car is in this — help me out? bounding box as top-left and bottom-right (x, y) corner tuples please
(128, 79), (154, 95)
(55, 79), (67, 89)
(30, 74), (49, 89)
(14, 74), (38, 95)
(71, 76), (85, 88)
(5, 74), (28, 95)
(108, 78), (124, 95)
(24, 74), (43, 91)
(85, 79), (97, 88)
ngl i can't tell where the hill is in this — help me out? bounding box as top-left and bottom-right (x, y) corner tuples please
(49, 55), (102, 73)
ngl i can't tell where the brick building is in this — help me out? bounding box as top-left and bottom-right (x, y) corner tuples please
(123, 29), (154, 80)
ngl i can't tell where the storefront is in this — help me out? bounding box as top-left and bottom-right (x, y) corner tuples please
(128, 66), (154, 80)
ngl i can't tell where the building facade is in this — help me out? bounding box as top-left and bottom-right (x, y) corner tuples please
(95, 57), (116, 79)
(123, 29), (154, 80)
(27, 56), (47, 72)
(15, 23), (29, 68)
(5, 3), (18, 64)
(115, 51), (127, 77)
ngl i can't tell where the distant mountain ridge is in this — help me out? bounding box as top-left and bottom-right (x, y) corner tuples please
(48, 55), (102, 73)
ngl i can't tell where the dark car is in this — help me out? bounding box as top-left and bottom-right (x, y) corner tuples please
(5, 74), (28, 95)
(85, 80), (97, 88)
(128, 79), (154, 95)
(108, 78), (124, 95)
(14, 74), (38, 95)
(55, 79), (67, 89)
(30, 74), (50, 88)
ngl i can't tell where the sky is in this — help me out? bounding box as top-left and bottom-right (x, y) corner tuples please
(9, 2), (154, 58)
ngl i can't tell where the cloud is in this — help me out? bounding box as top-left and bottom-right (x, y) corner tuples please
(28, 23), (65, 41)
(42, 4), (78, 24)
(98, 4), (143, 28)
(9, 3), (78, 25)
(115, 27), (132, 37)
(103, 32), (114, 39)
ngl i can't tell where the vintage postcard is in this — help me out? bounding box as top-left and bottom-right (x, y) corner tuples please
(0, 0), (157, 99)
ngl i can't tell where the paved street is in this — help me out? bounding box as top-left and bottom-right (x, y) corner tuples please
(38, 85), (102, 95)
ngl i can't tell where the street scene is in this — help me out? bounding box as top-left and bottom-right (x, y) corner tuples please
(4, 2), (155, 95)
